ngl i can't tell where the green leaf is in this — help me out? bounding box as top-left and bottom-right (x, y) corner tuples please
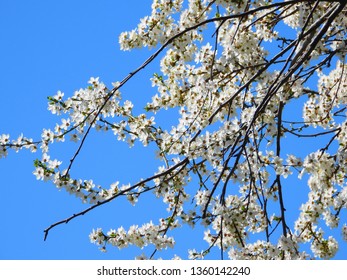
(33, 159), (40, 167)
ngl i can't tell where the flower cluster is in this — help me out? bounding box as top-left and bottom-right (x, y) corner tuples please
(0, 133), (37, 158)
(90, 219), (178, 252)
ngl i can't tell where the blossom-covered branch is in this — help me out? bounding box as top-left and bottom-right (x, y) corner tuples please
(2, 0), (347, 259)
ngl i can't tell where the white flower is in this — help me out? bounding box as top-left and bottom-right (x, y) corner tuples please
(0, 134), (10, 145)
(88, 77), (99, 86)
(342, 225), (347, 241)
(41, 129), (54, 143)
(48, 159), (62, 170)
(60, 118), (71, 130)
(33, 166), (45, 180)
(89, 228), (105, 245)
(70, 133), (79, 142)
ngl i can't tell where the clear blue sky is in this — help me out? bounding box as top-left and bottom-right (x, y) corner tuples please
(0, 0), (346, 260)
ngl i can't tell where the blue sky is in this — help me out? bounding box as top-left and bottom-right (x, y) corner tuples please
(0, 0), (346, 260)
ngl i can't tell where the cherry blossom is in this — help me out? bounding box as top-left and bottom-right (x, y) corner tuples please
(2, 0), (347, 259)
